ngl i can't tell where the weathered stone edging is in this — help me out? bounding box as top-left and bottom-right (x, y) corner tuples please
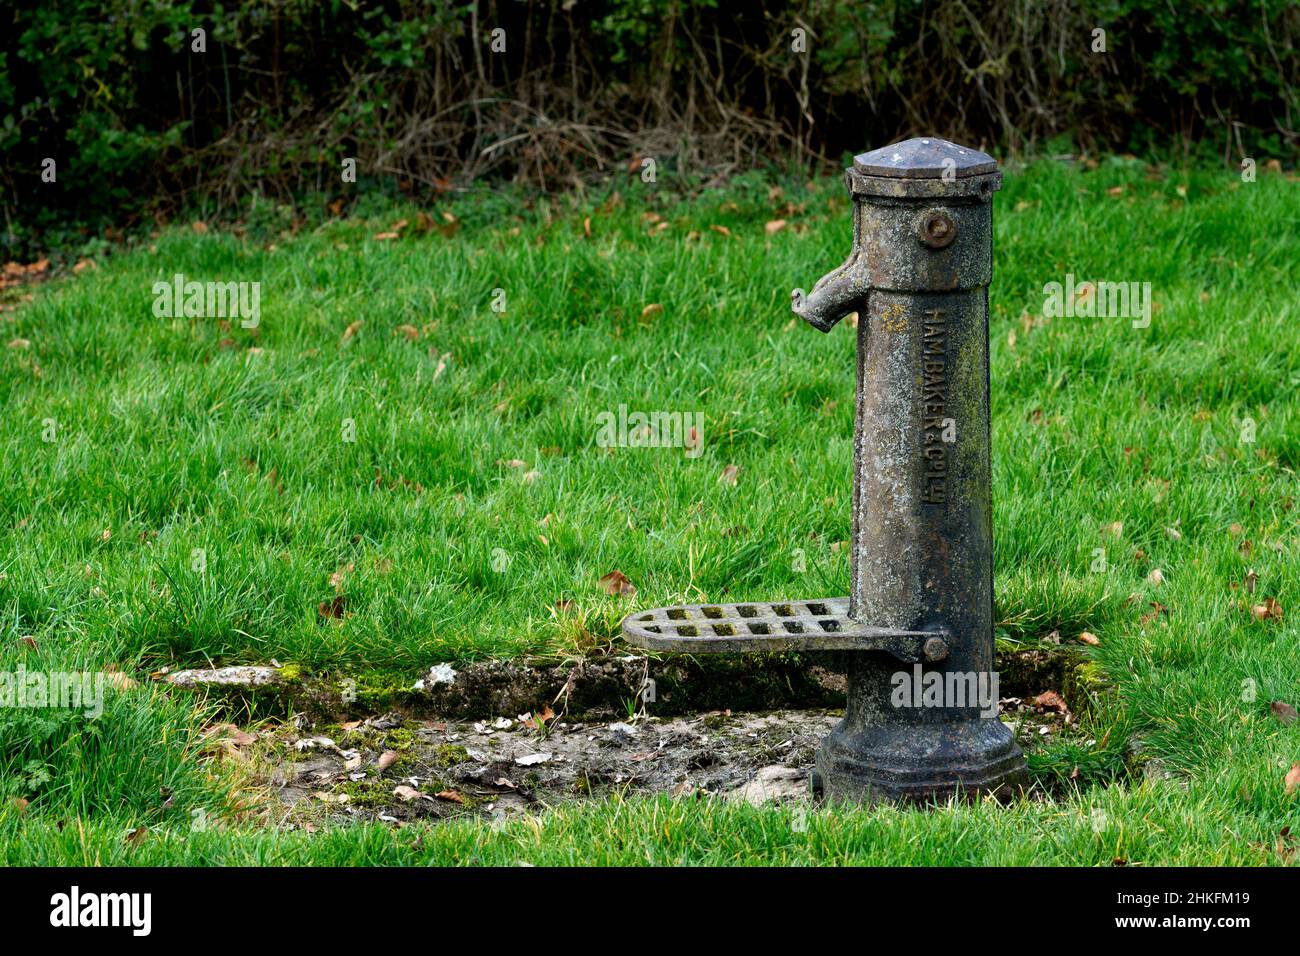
(163, 643), (1101, 721)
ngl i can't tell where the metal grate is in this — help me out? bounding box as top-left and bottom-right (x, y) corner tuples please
(622, 597), (947, 663)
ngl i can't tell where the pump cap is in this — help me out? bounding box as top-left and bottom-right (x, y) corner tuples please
(853, 138), (997, 179)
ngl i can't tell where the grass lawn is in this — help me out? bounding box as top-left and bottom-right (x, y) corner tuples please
(1, 157), (1297, 865)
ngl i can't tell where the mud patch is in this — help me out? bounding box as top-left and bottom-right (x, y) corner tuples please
(247, 700), (1081, 828)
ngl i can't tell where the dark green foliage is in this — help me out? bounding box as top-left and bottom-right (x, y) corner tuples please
(4, 1), (1298, 251)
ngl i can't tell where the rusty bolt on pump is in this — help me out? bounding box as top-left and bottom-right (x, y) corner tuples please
(621, 138), (1028, 804)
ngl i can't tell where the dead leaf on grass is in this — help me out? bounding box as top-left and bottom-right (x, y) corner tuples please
(1270, 701), (1298, 726)
(318, 595), (347, 620)
(1032, 690), (1070, 715)
(1251, 597), (1283, 623)
(598, 570), (636, 598)
(1286, 763), (1300, 795)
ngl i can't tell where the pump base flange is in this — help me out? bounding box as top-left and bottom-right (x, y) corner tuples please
(814, 716), (1027, 805)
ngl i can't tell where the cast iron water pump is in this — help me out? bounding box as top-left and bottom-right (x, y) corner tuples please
(621, 138), (1027, 803)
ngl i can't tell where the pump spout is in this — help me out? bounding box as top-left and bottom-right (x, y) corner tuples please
(791, 255), (867, 333)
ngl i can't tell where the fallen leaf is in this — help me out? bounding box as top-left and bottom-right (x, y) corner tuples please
(709, 224), (732, 238)
(641, 303), (663, 319)
(1251, 597), (1283, 623)
(124, 826), (149, 845)
(434, 789), (465, 804)
(191, 221), (209, 234)
(393, 785), (430, 802)
(1165, 526), (1182, 541)
(1147, 568), (1165, 586)
(10, 797), (28, 814)
(1101, 521), (1123, 538)
(598, 570), (636, 598)
(224, 726), (257, 747)
(374, 231), (400, 241)
(1286, 763), (1300, 795)
(765, 219), (787, 235)
(341, 320), (363, 343)
(318, 595), (347, 620)
(329, 563), (354, 591)
(1270, 701), (1298, 726)
(394, 324), (419, 341)
(1032, 690), (1070, 715)
(1078, 631), (1101, 647)
(376, 750), (399, 771)
(523, 706), (555, 730)
(718, 463), (740, 486)
(8, 338), (31, 349)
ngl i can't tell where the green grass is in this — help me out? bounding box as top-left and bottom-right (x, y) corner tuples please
(0, 786), (1282, 865)
(2, 157), (1298, 864)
